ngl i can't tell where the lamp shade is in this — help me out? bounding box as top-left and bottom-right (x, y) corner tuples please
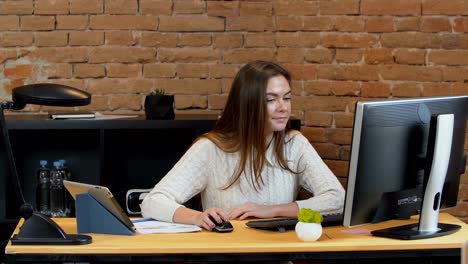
(11, 83), (91, 110)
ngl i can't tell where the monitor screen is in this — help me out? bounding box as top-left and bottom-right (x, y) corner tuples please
(343, 95), (467, 237)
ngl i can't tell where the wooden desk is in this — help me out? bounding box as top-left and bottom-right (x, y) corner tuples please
(6, 213), (468, 263)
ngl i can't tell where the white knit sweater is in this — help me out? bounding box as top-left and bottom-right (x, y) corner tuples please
(141, 132), (345, 222)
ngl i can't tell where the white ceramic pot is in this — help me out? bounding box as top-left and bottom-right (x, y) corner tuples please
(295, 222), (322, 242)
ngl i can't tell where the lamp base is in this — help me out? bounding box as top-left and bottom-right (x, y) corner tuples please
(10, 212), (92, 245)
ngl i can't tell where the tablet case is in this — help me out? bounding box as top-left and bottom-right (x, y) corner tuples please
(76, 193), (135, 235)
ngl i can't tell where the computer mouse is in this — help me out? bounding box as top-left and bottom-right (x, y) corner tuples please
(208, 215), (233, 233)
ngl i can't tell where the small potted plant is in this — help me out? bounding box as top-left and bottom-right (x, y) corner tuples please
(295, 208), (323, 242)
(144, 89), (175, 120)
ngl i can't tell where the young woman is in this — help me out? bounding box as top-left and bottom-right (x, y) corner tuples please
(141, 61), (345, 231)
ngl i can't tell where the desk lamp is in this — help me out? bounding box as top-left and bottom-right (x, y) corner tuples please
(1, 83), (93, 245)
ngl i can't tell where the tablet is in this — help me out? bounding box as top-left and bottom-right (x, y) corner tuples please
(63, 180), (135, 233)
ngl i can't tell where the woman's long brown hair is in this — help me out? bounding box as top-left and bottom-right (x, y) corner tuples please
(202, 61), (297, 191)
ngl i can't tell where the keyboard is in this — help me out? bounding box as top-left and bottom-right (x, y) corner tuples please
(245, 213), (343, 232)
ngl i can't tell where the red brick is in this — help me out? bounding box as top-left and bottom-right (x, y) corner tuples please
(296, 95), (357, 112)
(301, 126), (326, 143)
(325, 160), (349, 177)
(440, 34), (468, 49)
(109, 94), (142, 110)
(106, 31), (140, 46)
(361, 82), (391, 98)
(30, 47), (88, 62)
(174, 0), (205, 14)
(283, 64), (317, 80)
(392, 82), (423, 97)
(240, 1), (272, 16)
(326, 128), (353, 145)
(361, 0), (421, 15)
(74, 64), (105, 78)
(107, 63), (141, 78)
(422, 0), (466, 15)
(179, 33), (212, 47)
(143, 63), (177, 78)
(154, 79), (221, 94)
(3, 79), (25, 94)
(443, 67), (468, 82)
(276, 32), (320, 47)
(276, 16), (303, 31)
(213, 33), (243, 48)
(304, 81), (332, 96)
(209, 64), (239, 78)
(304, 111), (333, 127)
(21, 16), (55, 30)
(381, 65), (443, 82)
(207, 1), (238, 17)
(454, 18), (468, 32)
(4, 64), (34, 79)
(223, 49), (275, 64)
(177, 63), (210, 78)
(227, 16), (274, 32)
(453, 83), (468, 95)
(381, 32), (441, 48)
(70, 32), (104, 46)
(39, 63), (73, 79)
(0, 0), (33, 15)
(303, 17), (334, 31)
(141, 32), (178, 47)
(89, 47), (154, 63)
(322, 33), (378, 48)
(277, 48), (305, 63)
(158, 48), (221, 63)
(319, 0), (360, 15)
(335, 16), (365, 32)
(365, 17), (394, 33)
(245, 33), (275, 48)
(176, 95), (208, 109)
(317, 65), (379, 81)
(421, 82), (453, 97)
(56, 15), (88, 30)
(160, 16), (224, 31)
(364, 48), (394, 64)
(394, 49), (426, 65)
(70, 0), (103, 14)
(139, 0), (172, 15)
(91, 15), (157, 30)
(334, 113), (354, 128)
(105, 0), (138, 14)
(395, 17), (420, 31)
(305, 49), (334, 64)
(314, 143), (340, 159)
(330, 81), (360, 96)
(35, 0), (69, 14)
(0, 32), (33, 46)
(35, 32), (68, 47)
(274, 0), (318, 15)
(0, 16), (19, 30)
(420, 17), (451, 32)
(335, 49), (363, 63)
(428, 50), (468, 65)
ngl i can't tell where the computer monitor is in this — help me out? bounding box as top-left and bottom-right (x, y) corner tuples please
(343, 95), (468, 240)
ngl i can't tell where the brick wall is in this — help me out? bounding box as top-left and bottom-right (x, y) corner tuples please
(0, 0), (467, 222)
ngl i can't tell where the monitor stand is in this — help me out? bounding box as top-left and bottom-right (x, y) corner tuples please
(371, 114), (461, 240)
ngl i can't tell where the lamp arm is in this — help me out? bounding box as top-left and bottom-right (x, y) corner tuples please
(0, 105), (31, 218)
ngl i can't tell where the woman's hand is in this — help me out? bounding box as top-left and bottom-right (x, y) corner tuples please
(229, 203), (277, 220)
(195, 208), (228, 231)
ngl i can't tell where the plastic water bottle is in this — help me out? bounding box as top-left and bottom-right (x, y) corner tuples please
(35, 160), (50, 216)
(49, 161), (66, 217)
(58, 159), (72, 216)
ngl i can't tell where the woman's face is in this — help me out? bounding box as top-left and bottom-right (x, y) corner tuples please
(265, 75), (292, 136)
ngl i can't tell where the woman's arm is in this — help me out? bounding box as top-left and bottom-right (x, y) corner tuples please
(141, 139), (213, 223)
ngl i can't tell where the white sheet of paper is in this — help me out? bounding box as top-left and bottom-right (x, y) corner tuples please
(132, 218), (202, 234)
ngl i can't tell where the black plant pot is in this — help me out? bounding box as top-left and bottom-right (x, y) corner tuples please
(144, 94), (175, 120)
